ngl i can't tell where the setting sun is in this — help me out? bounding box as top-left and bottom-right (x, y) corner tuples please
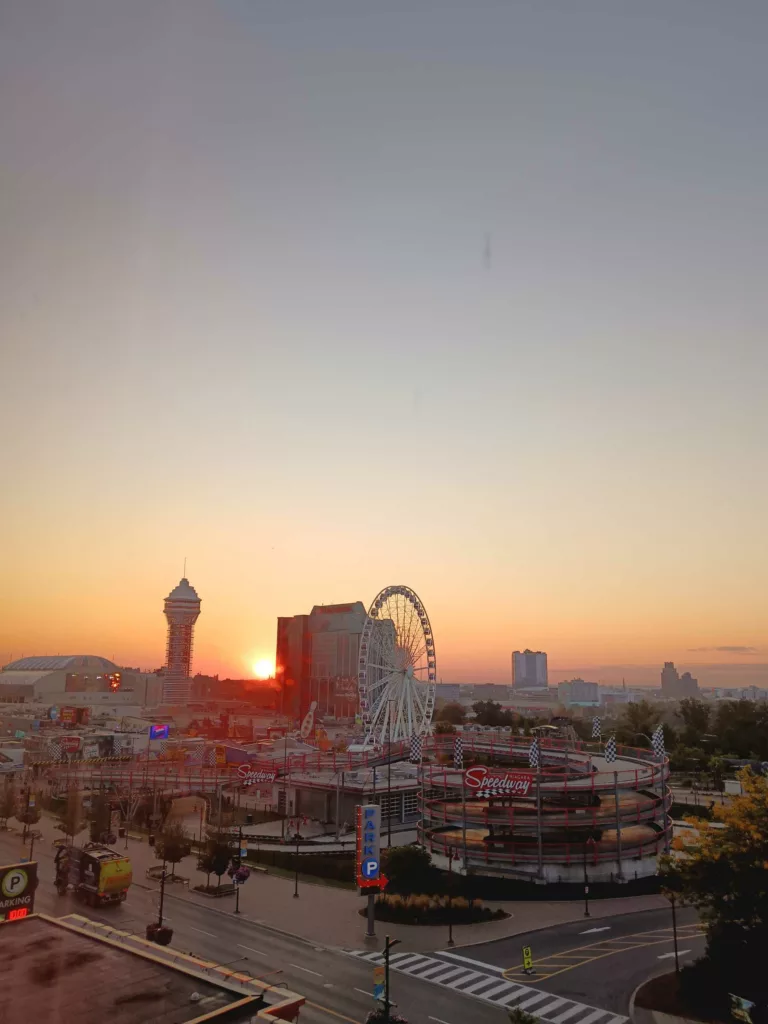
(252, 658), (275, 680)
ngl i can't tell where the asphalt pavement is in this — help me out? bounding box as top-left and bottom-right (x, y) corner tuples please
(0, 828), (505, 1024)
(434, 906), (705, 1014)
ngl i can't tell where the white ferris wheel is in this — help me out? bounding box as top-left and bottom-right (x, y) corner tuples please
(357, 585), (437, 745)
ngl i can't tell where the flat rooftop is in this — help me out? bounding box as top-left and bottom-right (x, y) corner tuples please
(0, 914), (302, 1024)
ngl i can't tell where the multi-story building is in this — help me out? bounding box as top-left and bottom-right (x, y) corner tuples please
(558, 678), (599, 705)
(660, 662), (699, 699)
(162, 577), (201, 704)
(276, 601), (368, 721)
(512, 649), (548, 689)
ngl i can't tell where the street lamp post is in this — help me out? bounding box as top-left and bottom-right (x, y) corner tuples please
(293, 830), (300, 898)
(157, 860), (167, 928)
(234, 824), (243, 915)
(583, 836), (595, 917)
(383, 935), (401, 1023)
(670, 891), (680, 974)
(447, 847), (455, 947)
(386, 700), (394, 849)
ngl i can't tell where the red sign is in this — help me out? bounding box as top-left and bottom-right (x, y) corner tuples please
(237, 763), (278, 786)
(61, 708), (76, 724)
(59, 736), (82, 754)
(7, 907), (28, 921)
(464, 765), (534, 797)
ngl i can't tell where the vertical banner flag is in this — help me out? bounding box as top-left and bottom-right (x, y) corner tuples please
(453, 735), (464, 770)
(652, 725), (666, 759)
(604, 735), (617, 763)
(591, 717), (602, 740)
(356, 804), (385, 889)
(409, 734), (423, 764)
(529, 737), (540, 768)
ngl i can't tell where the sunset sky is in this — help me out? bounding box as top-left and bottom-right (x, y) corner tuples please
(2, 2), (767, 687)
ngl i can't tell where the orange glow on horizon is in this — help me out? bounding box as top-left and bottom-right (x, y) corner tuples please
(252, 657), (275, 680)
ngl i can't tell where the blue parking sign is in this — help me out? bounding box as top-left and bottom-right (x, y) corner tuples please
(361, 857), (379, 880)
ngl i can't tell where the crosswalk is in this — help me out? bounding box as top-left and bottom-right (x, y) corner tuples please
(345, 949), (628, 1024)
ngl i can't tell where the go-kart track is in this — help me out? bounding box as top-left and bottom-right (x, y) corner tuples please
(30, 732), (669, 883)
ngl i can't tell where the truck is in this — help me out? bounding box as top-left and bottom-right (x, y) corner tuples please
(55, 842), (132, 907)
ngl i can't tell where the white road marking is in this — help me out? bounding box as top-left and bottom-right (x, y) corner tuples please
(551, 1004), (594, 1023)
(574, 1011), (613, 1024)
(580, 926), (611, 934)
(290, 963), (322, 976)
(237, 944), (266, 956)
(189, 926), (216, 938)
(658, 950), (690, 960)
(354, 988), (372, 997)
(436, 951), (506, 974)
(429, 1017), (455, 1024)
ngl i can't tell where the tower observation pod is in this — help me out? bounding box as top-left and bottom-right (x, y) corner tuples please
(162, 577), (201, 704)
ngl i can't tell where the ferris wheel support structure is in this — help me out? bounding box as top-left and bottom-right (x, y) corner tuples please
(357, 585), (437, 745)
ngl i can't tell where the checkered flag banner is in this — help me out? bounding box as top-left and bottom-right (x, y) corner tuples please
(205, 747), (217, 767)
(591, 717), (602, 740)
(652, 724), (666, 759)
(529, 737), (540, 768)
(409, 734), (423, 764)
(48, 741), (63, 761)
(159, 740), (168, 756)
(453, 735), (464, 770)
(604, 735), (617, 763)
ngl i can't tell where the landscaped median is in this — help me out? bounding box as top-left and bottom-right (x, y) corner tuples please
(359, 892), (508, 925)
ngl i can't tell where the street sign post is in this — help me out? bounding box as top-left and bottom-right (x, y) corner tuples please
(0, 862), (38, 922)
(522, 945), (534, 975)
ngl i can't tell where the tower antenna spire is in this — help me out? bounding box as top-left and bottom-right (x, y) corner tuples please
(183, 556), (187, 578)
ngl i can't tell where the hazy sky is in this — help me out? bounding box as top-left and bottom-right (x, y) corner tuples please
(2, 1), (767, 685)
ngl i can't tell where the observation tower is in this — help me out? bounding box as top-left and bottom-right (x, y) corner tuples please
(162, 577), (201, 704)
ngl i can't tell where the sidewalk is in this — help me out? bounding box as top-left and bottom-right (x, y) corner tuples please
(4, 813), (668, 952)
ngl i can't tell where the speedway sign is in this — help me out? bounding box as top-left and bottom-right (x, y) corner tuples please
(236, 763), (278, 787)
(464, 766), (535, 798)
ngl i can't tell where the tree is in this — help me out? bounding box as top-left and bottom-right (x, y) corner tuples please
(661, 770), (768, 1015)
(201, 828), (233, 889)
(437, 703), (466, 725)
(17, 791), (41, 838)
(56, 787), (86, 844)
(156, 820), (191, 878)
(677, 698), (710, 745)
(87, 793), (113, 842)
(382, 845), (435, 894)
(616, 700), (661, 746)
(472, 701), (513, 727)
(0, 783), (16, 829)
(434, 720), (456, 735)
(713, 701), (768, 760)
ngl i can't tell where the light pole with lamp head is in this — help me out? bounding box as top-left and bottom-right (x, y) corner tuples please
(583, 834), (596, 916)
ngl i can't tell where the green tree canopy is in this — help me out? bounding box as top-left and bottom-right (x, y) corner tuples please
(382, 844), (435, 894)
(616, 700), (662, 746)
(156, 820), (192, 875)
(676, 698), (711, 746)
(0, 783), (17, 828)
(437, 702), (466, 725)
(57, 787), (86, 843)
(661, 770), (768, 1011)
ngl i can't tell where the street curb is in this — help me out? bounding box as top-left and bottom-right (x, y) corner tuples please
(439, 899), (672, 952)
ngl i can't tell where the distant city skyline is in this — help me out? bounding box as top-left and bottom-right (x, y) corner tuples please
(2, 3), (767, 683)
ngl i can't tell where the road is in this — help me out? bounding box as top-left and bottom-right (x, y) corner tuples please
(426, 906), (702, 1016)
(0, 829), (504, 1024)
